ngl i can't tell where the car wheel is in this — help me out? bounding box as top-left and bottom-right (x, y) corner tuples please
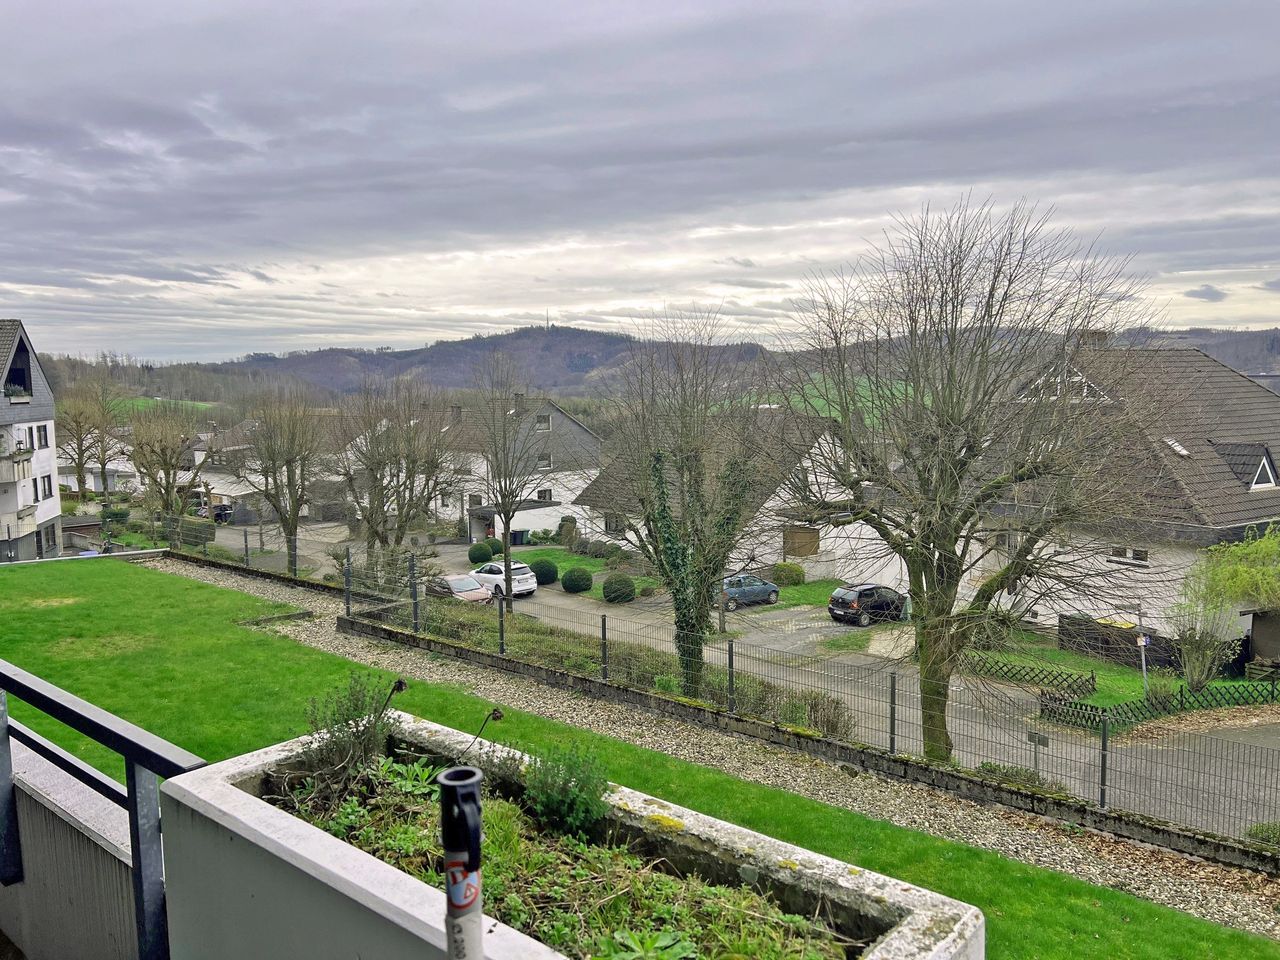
(725, 598), (739, 612)
(492, 585), (504, 598)
(857, 611), (872, 628)
(766, 590), (778, 604)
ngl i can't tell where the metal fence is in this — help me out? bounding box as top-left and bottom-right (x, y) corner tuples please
(334, 566), (1280, 848)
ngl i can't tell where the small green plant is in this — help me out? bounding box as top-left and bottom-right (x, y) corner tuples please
(1247, 821), (1280, 846)
(976, 761), (1063, 792)
(638, 584), (656, 598)
(653, 674), (681, 695)
(529, 558), (559, 585)
(587, 540), (613, 559)
(602, 573), (636, 604)
(562, 567), (593, 594)
(771, 561), (806, 586)
(485, 536), (504, 556)
(521, 744), (610, 838)
(468, 542), (493, 564)
(595, 930), (696, 960)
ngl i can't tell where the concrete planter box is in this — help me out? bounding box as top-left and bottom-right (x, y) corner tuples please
(161, 713), (983, 959)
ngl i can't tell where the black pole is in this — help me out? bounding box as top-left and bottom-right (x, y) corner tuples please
(1099, 709), (1110, 809)
(409, 554), (420, 634)
(438, 766), (484, 959)
(343, 547), (352, 617)
(727, 639), (736, 713)
(498, 600), (506, 655)
(889, 672), (898, 754)
(600, 615), (608, 681)
(243, 528), (250, 567)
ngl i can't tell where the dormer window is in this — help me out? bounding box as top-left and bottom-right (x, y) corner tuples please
(1253, 454), (1277, 491)
(535, 413), (551, 432)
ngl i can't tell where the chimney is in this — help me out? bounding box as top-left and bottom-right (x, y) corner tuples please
(513, 393), (526, 414)
(449, 404), (463, 424)
(1078, 329), (1108, 349)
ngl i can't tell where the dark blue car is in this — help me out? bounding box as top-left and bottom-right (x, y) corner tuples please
(720, 573), (780, 611)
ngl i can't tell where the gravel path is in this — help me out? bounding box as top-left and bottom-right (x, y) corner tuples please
(146, 559), (1280, 939)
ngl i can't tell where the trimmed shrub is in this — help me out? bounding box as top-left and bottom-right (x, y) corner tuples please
(602, 573), (636, 604)
(562, 567), (593, 593)
(101, 506), (131, 523)
(638, 584), (656, 598)
(771, 561), (806, 587)
(468, 542), (493, 564)
(529, 558), (558, 585)
(572, 538), (594, 556)
(586, 539), (613, 559)
(484, 536), (504, 556)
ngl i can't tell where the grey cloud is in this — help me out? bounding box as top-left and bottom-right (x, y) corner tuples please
(710, 278), (790, 289)
(1182, 284), (1229, 302)
(1260, 278), (1280, 293)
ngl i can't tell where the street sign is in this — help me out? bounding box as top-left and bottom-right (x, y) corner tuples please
(1027, 732), (1049, 748)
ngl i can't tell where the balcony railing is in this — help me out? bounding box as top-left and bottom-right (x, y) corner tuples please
(0, 660), (205, 960)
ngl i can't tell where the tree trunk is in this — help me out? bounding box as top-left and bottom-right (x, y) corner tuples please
(76, 466), (87, 502)
(502, 519), (514, 613)
(672, 597), (710, 699)
(917, 620), (955, 761)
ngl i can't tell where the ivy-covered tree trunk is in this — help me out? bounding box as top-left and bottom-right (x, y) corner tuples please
(917, 620), (955, 761)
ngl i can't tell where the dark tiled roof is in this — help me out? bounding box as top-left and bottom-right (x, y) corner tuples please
(0, 320), (21, 368)
(1104, 349), (1280, 531)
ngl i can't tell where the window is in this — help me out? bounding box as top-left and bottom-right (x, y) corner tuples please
(1110, 546), (1127, 559)
(536, 452), (553, 471)
(1108, 546), (1150, 566)
(43, 525), (56, 550)
(31, 478), (38, 501)
(1252, 456), (1277, 491)
(468, 493), (482, 507)
(1131, 548), (1149, 564)
(782, 525), (820, 558)
(36, 425), (48, 448)
(535, 414), (551, 432)
(536, 488), (552, 502)
(25, 426), (34, 449)
(604, 513), (625, 535)
(440, 493), (450, 507)
(40, 475), (52, 499)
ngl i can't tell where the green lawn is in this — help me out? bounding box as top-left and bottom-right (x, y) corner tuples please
(120, 396), (213, 414)
(988, 632), (1255, 707)
(510, 546), (661, 602)
(0, 560), (1274, 960)
(772, 578), (845, 609)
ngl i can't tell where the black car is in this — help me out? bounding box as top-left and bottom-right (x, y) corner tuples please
(198, 504), (234, 524)
(828, 583), (906, 627)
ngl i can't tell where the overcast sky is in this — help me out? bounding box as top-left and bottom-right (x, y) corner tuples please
(3, 1), (1278, 360)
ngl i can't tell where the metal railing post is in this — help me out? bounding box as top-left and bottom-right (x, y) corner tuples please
(409, 555), (420, 634)
(600, 615), (608, 681)
(889, 672), (898, 754)
(201, 538), (207, 559)
(343, 547), (352, 617)
(125, 760), (168, 960)
(243, 529), (250, 567)
(727, 639), (736, 713)
(498, 601), (506, 655)
(0, 692), (23, 886)
(1099, 709), (1110, 809)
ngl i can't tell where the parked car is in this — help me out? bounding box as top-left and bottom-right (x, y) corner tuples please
(719, 573), (779, 612)
(198, 504), (234, 524)
(470, 561), (538, 598)
(429, 574), (494, 604)
(828, 583), (907, 627)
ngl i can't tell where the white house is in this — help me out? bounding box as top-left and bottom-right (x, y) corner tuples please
(1, 320), (61, 561)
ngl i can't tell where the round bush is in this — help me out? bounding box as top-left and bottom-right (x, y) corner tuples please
(484, 537), (504, 556)
(771, 561), (806, 586)
(529, 558), (559, 585)
(638, 584), (656, 598)
(562, 567), (593, 594)
(602, 573), (636, 604)
(572, 538), (594, 556)
(587, 540), (612, 559)
(468, 542), (493, 564)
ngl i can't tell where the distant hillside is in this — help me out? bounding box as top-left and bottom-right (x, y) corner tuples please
(1146, 327), (1280, 374)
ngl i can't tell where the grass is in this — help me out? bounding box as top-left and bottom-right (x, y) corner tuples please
(120, 396), (213, 414)
(0, 560), (1275, 960)
(819, 631), (872, 654)
(510, 546), (661, 602)
(771, 578), (846, 610)
(985, 631), (1255, 707)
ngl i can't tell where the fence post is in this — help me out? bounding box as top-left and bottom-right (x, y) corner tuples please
(889, 672), (898, 754)
(0, 692), (23, 886)
(343, 547), (352, 617)
(125, 760), (168, 960)
(201, 538), (207, 559)
(409, 554), (420, 634)
(498, 601), (506, 655)
(1098, 709), (1110, 809)
(601, 615), (608, 682)
(727, 639), (736, 714)
(243, 528), (250, 567)
(1272, 678), (1276, 703)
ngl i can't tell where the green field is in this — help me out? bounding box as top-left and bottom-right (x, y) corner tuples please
(120, 396), (213, 414)
(0, 559), (1273, 960)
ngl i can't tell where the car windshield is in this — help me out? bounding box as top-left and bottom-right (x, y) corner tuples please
(510, 564), (533, 575)
(449, 576), (483, 592)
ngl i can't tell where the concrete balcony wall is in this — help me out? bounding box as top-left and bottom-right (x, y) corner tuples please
(0, 743), (136, 960)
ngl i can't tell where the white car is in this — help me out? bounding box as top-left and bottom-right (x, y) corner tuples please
(470, 561), (538, 598)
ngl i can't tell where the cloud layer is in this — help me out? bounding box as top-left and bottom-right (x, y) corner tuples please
(1, 1), (1278, 359)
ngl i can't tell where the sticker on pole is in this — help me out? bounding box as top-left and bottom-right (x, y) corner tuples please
(445, 860), (480, 910)
(1137, 635), (1151, 647)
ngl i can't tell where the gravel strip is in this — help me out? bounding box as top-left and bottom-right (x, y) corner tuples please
(146, 558), (1280, 939)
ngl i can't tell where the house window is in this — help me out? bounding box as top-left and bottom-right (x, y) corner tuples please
(1108, 546), (1150, 566)
(43, 525), (56, 551)
(536, 488), (552, 501)
(440, 493), (450, 507)
(36, 425), (48, 448)
(535, 414), (551, 432)
(40, 475), (53, 500)
(25, 427), (34, 449)
(783, 525), (821, 558)
(468, 493), (482, 507)
(1110, 546), (1127, 559)
(604, 513), (626, 535)
(31, 478), (38, 501)
(536, 453), (553, 471)
(1131, 548), (1149, 564)
(1253, 456), (1277, 491)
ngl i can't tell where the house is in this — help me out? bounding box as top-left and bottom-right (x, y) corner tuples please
(0, 320), (62, 561)
(437, 397), (601, 544)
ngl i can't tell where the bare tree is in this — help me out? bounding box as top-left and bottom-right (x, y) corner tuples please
(328, 378), (455, 550)
(129, 401), (204, 516)
(593, 311), (774, 697)
(55, 387), (96, 501)
(232, 386), (326, 576)
(781, 200), (1162, 760)
(85, 376), (130, 499)
(471, 354), (557, 611)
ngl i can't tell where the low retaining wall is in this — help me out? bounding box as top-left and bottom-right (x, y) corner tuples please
(164, 550), (347, 598)
(0, 742), (136, 960)
(338, 613), (1280, 878)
